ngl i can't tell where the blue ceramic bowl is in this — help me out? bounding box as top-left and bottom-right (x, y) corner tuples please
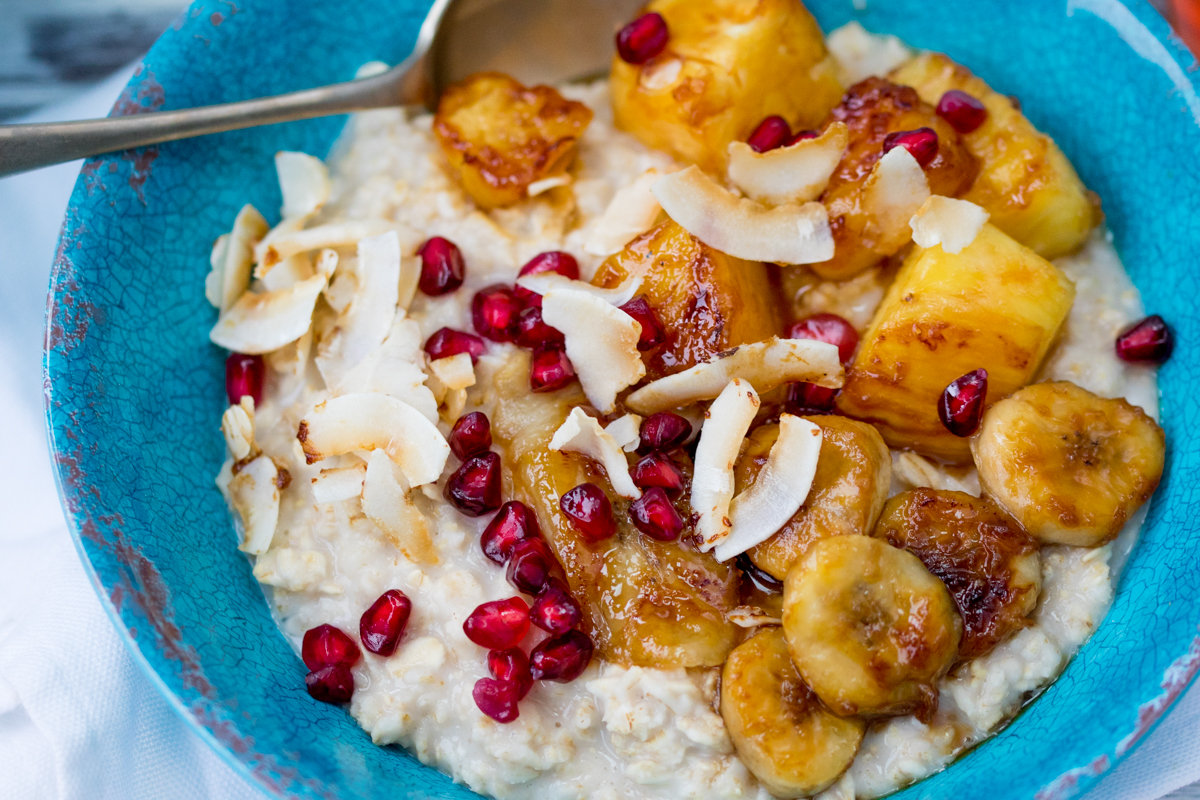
(44, 1), (1200, 798)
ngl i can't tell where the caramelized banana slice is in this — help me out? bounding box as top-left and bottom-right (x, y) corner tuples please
(972, 381), (1165, 547)
(874, 489), (1040, 660)
(737, 416), (891, 581)
(782, 535), (961, 719)
(721, 628), (865, 798)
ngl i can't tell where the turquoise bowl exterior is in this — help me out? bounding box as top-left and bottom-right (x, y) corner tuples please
(44, 1), (1200, 798)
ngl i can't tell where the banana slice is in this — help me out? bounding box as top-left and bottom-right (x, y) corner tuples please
(782, 535), (961, 720)
(874, 489), (1041, 660)
(972, 381), (1165, 547)
(721, 627), (865, 798)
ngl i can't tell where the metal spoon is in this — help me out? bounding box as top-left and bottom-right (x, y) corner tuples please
(0, 0), (644, 179)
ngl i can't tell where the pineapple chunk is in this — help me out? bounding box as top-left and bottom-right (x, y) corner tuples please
(434, 72), (593, 209)
(592, 219), (782, 380)
(610, 0), (843, 174)
(890, 53), (1099, 259)
(835, 223), (1074, 462)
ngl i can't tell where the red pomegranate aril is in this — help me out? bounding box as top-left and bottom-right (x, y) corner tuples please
(449, 411), (492, 461)
(785, 129), (819, 146)
(516, 306), (566, 349)
(301, 624), (361, 670)
(445, 451), (503, 517)
(488, 647), (533, 699)
(936, 90), (988, 133)
(882, 127), (939, 168)
(638, 411), (693, 453)
(939, 368), (989, 437)
(507, 538), (563, 595)
(306, 664), (355, 704)
(515, 251), (580, 306)
(787, 312), (859, 364)
(629, 487), (684, 541)
(619, 295), (666, 350)
(1116, 315), (1174, 364)
(481, 501), (541, 565)
(417, 236), (465, 296)
(530, 630), (595, 683)
(630, 452), (685, 497)
(530, 579), (583, 634)
(786, 381), (837, 414)
(463, 597), (530, 650)
(559, 483), (616, 543)
(424, 327), (486, 364)
(747, 115), (791, 153)
(473, 677), (521, 723)
(225, 352), (264, 406)
(472, 284), (522, 342)
(616, 12), (668, 65)
(359, 590), (412, 657)
(529, 345), (578, 392)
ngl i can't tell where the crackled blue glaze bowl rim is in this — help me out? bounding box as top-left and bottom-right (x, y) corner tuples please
(43, 1), (1200, 799)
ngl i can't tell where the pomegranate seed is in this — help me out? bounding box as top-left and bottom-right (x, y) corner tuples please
(1116, 315), (1174, 363)
(424, 327), (486, 364)
(305, 664), (354, 703)
(785, 129), (819, 146)
(473, 677), (521, 722)
(630, 487), (684, 541)
(488, 647), (533, 699)
(225, 353), (264, 406)
(463, 597), (530, 650)
(786, 382), (837, 414)
(788, 313), (859, 364)
(472, 284), (522, 343)
(939, 368), (988, 437)
(507, 538), (563, 595)
(882, 127), (939, 168)
(516, 306), (566, 349)
(616, 12), (668, 65)
(449, 411), (492, 461)
(530, 579), (582, 634)
(638, 411), (693, 453)
(515, 251), (580, 307)
(359, 590), (412, 657)
(747, 115), (791, 153)
(481, 502), (541, 565)
(737, 553), (784, 593)
(559, 483), (616, 543)
(619, 295), (665, 350)
(630, 452), (685, 497)
(416, 237), (465, 296)
(937, 90), (988, 134)
(301, 624), (361, 670)
(530, 629), (594, 683)
(529, 345), (578, 392)
(445, 452), (503, 517)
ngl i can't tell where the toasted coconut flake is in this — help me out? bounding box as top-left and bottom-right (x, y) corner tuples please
(256, 219), (394, 267)
(692, 380), (760, 552)
(605, 414), (643, 453)
(276, 151), (331, 220)
(626, 337), (843, 415)
(528, 174), (572, 196)
(311, 463), (367, 503)
(205, 234), (230, 307)
(397, 248), (420, 312)
(728, 606), (782, 628)
(329, 316), (438, 423)
(252, 548), (327, 592)
(893, 451), (980, 495)
(549, 408), (641, 499)
(209, 273), (326, 354)
(541, 288), (646, 413)
(516, 269), (645, 307)
(316, 232), (402, 383)
(653, 166), (834, 265)
(429, 353), (476, 392)
(862, 146), (931, 254)
(260, 253), (315, 292)
(298, 392), (449, 487)
(361, 449), (438, 564)
(826, 21), (912, 85)
(443, 388), (468, 422)
(314, 248), (339, 281)
(727, 123), (849, 206)
(909, 195), (990, 255)
(266, 327), (313, 378)
(714, 415), (823, 561)
(229, 455), (280, 555)
(220, 396), (256, 461)
(584, 169), (663, 257)
(208, 204), (269, 312)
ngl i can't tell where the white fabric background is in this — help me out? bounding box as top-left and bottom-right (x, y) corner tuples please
(0, 67), (1195, 800)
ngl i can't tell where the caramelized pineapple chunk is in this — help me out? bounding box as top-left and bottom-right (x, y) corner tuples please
(610, 0), (843, 173)
(592, 219), (782, 379)
(890, 53), (1099, 259)
(434, 72), (593, 209)
(814, 77), (978, 281)
(836, 223), (1075, 462)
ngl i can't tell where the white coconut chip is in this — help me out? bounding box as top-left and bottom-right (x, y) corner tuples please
(605, 413), (643, 453)
(276, 151), (331, 220)
(862, 146), (931, 255)
(361, 449), (439, 564)
(266, 327), (313, 378)
(298, 392), (449, 487)
(653, 166), (834, 265)
(528, 174), (572, 196)
(549, 408), (641, 499)
(209, 273), (326, 354)
(728, 606), (783, 628)
(584, 169), (664, 257)
(331, 316), (438, 423)
(205, 234), (229, 307)
(909, 195), (990, 255)
(311, 463), (367, 504)
(255, 219), (397, 267)
(429, 353), (476, 392)
(314, 248), (339, 281)
(259, 253), (316, 292)
(625, 337), (843, 415)
(693, 379), (760, 552)
(516, 269), (646, 308)
(826, 21), (913, 86)
(726, 123), (849, 206)
(220, 396), (256, 461)
(206, 204), (269, 312)
(713, 415), (823, 562)
(541, 288), (646, 414)
(229, 455), (280, 555)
